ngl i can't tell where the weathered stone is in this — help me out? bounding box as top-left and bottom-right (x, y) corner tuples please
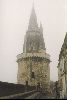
(17, 5), (50, 92)
(58, 33), (67, 99)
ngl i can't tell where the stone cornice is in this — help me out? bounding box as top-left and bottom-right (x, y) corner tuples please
(17, 53), (50, 62)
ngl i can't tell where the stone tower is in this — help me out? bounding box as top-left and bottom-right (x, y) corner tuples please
(17, 5), (50, 91)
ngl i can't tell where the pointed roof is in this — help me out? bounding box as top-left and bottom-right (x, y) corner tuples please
(59, 32), (67, 60)
(62, 33), (67, 49)
(28, 5), (38, 31)
(64, 33), (67, 45)
(40, 22), (43, 33)
(23, 4), (46, 53)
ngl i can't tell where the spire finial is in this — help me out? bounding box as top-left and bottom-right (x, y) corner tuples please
(40, 22), (42, 28)
(40, 22), (41, 27)
(40, 22), (43, 33)
(33, 0), (34, 8)
(31, 0), (35, 13)
(28, 0), (38, 30)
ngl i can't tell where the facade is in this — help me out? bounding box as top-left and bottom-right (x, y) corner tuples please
(57, 33), (67, 98)
(17, 6), (50, 92)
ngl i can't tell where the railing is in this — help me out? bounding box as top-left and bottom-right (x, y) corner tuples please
(0, 90), (36, 99)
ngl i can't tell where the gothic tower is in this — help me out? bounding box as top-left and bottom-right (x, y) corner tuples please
(17, 5), (50, 91)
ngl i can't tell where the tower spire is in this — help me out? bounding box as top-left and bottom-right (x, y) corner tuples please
(28, 2), (38, 31)
(40, 22), (43, 33)
(33, 0), (34, 8)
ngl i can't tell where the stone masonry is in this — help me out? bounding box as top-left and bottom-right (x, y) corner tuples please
(17, 5), (50, 92)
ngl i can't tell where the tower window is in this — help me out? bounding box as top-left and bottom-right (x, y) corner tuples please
(31, 72), (35, 78)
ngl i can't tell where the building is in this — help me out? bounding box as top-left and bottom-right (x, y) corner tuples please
(17, 5), (50, 92)
(57, 33), (67, 99)
(50, 81), (56, 97)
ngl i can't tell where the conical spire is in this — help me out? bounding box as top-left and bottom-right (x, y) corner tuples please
(40, 22), (43, 33)
(63, 32), (67, 48)
(23, 3), (46, 53)
(28, 4), (38, 31)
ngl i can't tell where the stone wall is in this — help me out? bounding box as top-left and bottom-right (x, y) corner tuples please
(17, 56), (50, 91)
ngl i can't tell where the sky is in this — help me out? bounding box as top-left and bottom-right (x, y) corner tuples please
(0, 0), (67, 83)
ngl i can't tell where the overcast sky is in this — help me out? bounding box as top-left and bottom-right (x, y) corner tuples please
(0, 0), (67, 83)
